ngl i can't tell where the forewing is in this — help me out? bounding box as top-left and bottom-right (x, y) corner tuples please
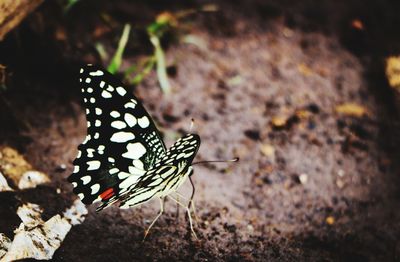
(68, 65), (166, 205)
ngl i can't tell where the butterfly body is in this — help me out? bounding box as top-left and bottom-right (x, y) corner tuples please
(68, 65), (200, 214)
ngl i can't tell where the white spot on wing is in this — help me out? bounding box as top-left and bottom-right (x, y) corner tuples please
(124, 113), (137, 127)
(116, 86), (127, 96)
(118, 172), (131, 179)
(128, 166), (146, 176)
(82, 135), (91, 144)
(95, 108), (102, 115)
(185, 152), (194, 158)
(122, 142), (146, 159)
(176, 152), (186, 159)
(138, 116), (150, 128)
(78, 193), (84, 200)
(110, 111), (120, 118)
(90, 97), (96, 103)
(81, 176), (91, 185)
(87, 87), (93, 93)
(72, 182), (77, 188)
(110, 132), (135, 143)
(110, 168), (119, 174)
(85, 78), (91, 83)
(87, 160), (101, 170)
(89, 70), (104, 76)
(91, 184), (100, 194)
(100, 81), (105, 88)
(73, 166), (79, 173)
(101, 90), (112, 98)
(93, 196), (101, 203)
(183, 135), (193, 141)
(111, 121), (126, 129)
(95, 120), (101, 127)
(133, 159), (144, 169)
(125, 102), (136, 109)
(87, 148), (95, 158)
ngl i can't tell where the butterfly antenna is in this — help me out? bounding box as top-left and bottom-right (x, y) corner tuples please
(192, 157), (239, 166)
(189, 118), (195, 132)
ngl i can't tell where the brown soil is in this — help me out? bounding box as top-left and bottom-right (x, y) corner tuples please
(1, 0), (400, 261)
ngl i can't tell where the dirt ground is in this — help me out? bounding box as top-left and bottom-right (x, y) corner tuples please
(1, 0), (400, 261)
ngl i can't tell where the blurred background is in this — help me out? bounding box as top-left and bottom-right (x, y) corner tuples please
(0, 0), (400, 261)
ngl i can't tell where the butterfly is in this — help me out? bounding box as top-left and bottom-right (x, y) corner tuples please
(68, 64), (200, 237)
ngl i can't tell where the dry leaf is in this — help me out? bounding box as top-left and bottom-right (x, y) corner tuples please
(0, 147), (50, 190)
(351, 19), (364, 30)
(386, 56), (400, 90)
(260, 144), (275, 158)
(326, 216), (335, 225)
(271, 116), (287, 128)
(0, 147), (32, 186)
(298, 63), (313, 76)
(296, 110), (312, 119)
(335, 103), (367, 117)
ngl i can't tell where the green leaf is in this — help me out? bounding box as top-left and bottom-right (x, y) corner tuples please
(107, 24), (131, 74)
(150, 35), (171, 94)
(95, 42), (109, 63)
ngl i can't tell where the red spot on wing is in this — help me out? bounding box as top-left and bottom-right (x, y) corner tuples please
(100, 188), (114, 200)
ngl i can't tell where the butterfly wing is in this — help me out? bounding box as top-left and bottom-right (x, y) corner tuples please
(96, 134), (201, 211)
(68, 65), (166, 205)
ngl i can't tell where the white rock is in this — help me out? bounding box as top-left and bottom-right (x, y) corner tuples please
(0, 172), (13, 192)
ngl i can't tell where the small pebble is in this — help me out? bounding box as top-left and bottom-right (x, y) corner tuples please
(326, 216), (335, 225)
(336, 179), (344, 188)
(337, 169), (345, 177)
(299, 173), (308, 184)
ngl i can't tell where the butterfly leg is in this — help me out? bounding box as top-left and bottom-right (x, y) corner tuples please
(168, 195), (198, 239)
(143, 197), (164, 240)
(175, 195), (180, 221)
(174, 191), (199, 224)
(188, 176), (199, 223)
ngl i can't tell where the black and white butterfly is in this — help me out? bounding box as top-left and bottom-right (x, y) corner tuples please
(68, 64), (200, 236)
